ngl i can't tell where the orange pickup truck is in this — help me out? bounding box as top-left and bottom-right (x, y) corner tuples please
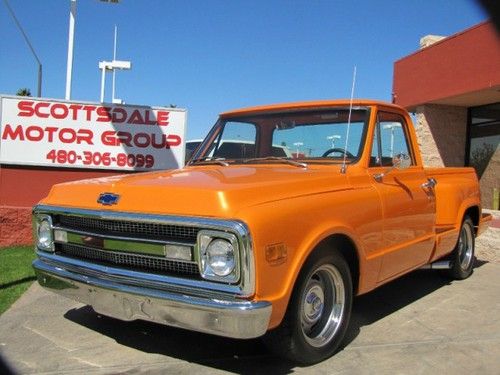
(32, 100), (491, 364)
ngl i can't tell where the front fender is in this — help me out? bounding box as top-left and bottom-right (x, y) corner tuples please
(238, 187), (382, 329)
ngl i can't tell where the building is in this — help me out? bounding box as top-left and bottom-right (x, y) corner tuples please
(393, 21), (500, 209)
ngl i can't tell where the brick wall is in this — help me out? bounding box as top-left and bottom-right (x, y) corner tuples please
(0, 206), (32, 247)
(0, 166), (130, 248)
(414, 104), (467, 167)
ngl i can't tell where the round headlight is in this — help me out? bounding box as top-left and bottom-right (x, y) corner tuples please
(207, 239), (235, 277)
(38, 219), (53, 251)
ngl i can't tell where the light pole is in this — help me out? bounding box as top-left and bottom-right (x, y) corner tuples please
(112, 25), (118, 102)
(3, 0), (42, 97)
(65, 0), (76, 100)
(109, 25), (130, 103)
(293, 142), (303, 158)
(65, 0), (120, 100)
(327, 135), (341, 149)
(99, 59), (131, 102)
(382, 123), (402, 157)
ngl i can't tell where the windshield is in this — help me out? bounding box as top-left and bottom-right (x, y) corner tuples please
(190, 107), (370, 165)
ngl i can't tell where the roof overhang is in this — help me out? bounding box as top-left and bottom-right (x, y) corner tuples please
(393, 21), (500, 111)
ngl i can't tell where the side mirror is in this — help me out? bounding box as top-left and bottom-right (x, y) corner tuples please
(374, 153), (411, 181)
(393, 153), (411, 170)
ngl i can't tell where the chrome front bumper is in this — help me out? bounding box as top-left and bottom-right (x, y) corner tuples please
(33, 256), (272, 339)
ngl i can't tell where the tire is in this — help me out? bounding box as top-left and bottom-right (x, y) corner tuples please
(446, 216), (475, 280)
(263, 248), (353, 365)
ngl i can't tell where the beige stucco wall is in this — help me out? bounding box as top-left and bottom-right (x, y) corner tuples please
(414, 104), (468, 167)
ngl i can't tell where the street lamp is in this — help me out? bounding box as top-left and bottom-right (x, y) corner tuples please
(293, 142), (303, 158)
(65, 0), (121, 100)
(327, 135), (341, 148)
(65, 0), (76, 100)
(99, 59), (131, 102)
(99, 25), (131, 103)
(382, 123), (402, 157)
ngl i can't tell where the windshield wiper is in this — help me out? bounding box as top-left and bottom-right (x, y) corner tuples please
(189, 157), (230, 167)
(242, 157), (307, 169)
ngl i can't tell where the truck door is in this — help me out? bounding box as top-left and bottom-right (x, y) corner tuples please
(369, 111), (436, 282)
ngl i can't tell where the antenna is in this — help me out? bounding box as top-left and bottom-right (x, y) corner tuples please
(340, 66), (357, 174)
(112, 25), (117, 103)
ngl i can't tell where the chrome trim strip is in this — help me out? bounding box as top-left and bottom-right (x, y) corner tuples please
(33, 258), (271, 339)
(65, 231), (167, 258)
(37, 250), (241, 298)
(54, 226), (196, 247)
(55, 244), (197, 273)
(34, 205), (256, 297)
(35, 204), (238, 229)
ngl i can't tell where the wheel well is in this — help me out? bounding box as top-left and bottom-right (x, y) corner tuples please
(464, 206), (480, 232)
(316, 234), (359, 295)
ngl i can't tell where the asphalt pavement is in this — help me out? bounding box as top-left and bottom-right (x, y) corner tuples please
(1, 241), (499, 374)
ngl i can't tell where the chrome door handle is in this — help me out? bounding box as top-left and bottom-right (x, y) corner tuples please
(421, 178), (437, 189)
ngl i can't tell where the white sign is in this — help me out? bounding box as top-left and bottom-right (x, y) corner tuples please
(0, 96), (186, 171)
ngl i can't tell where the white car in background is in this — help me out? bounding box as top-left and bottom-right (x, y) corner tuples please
(185, 139), (292, 163)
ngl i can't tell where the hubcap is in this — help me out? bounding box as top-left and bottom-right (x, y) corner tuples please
(458, 223), (473, 270)
(300, 264), (345, 348)
(303, 283), (325, 326)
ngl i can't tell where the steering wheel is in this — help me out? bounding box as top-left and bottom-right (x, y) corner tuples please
(321, 148), (354, 158)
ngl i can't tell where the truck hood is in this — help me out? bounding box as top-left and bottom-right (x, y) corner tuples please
(42, 165), (350, 218)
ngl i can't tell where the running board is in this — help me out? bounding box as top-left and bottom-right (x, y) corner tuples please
(420, 260), (452, 270)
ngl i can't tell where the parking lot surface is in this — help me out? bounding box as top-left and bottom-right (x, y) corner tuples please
(1, 232), (499, 375)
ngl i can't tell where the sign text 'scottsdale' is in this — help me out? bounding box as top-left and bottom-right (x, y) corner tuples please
(16, 101), (170, 125)
(0, 96), (187, 170)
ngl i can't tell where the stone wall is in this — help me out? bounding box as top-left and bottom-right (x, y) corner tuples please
(414, 104), (468, 167)
(0, 206), (33, 247)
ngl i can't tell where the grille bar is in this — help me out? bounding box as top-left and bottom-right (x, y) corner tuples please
(57, 243), (199, 276)
(57, 215), (200, 242)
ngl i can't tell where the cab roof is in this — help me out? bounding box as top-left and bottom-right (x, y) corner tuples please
(220, 99), (404, 118)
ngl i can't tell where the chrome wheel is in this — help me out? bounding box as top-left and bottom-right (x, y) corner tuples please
(458, 223), (473, 270)
(300, 264), (345, 348)
(263, 250), (352, 365)
(445, 216), (475, 280)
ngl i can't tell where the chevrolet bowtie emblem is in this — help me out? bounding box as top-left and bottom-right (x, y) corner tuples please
(97, 192), (120, 205)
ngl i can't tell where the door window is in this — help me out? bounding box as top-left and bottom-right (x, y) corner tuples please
(370, 112), (413, 167)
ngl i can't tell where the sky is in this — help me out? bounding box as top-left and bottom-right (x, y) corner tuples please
(0, 0), (488, 139)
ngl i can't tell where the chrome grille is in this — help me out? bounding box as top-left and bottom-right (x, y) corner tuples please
(57, 243), (199, 276)
(57, 215), (199, 242)
(54, 214), (201, 278)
